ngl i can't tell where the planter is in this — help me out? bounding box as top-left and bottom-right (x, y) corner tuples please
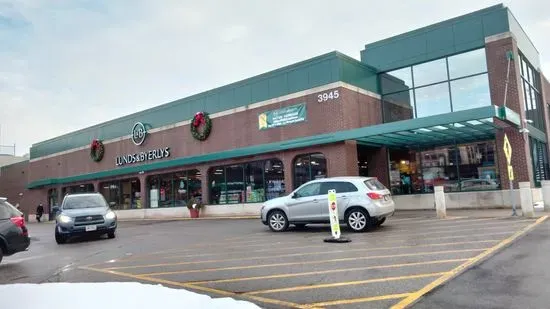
(189, 209), (200, 218)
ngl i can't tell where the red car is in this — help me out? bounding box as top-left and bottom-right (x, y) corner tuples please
(0, 197), (30, 263)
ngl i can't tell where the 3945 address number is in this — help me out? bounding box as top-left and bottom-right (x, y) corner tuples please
(317, 90), (340, 102)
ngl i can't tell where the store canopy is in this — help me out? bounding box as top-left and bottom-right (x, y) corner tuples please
(27, 105), (523, 189)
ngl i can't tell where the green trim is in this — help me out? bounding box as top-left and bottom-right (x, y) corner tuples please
(27, 105), (511, 189)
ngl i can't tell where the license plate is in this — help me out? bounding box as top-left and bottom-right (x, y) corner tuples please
(85, 225), (97, 232)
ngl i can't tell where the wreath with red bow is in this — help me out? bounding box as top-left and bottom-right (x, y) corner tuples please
(191, 112), (212, 141)
(90, 139), (105, 162)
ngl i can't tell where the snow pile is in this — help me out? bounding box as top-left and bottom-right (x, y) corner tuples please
(0, 282), (261, 309)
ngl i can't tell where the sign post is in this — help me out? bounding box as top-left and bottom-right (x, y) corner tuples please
(323, 189), (351, 243)
(503, 134), (516, 216)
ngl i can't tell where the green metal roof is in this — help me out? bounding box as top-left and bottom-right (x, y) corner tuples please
(30, 51), (378, 159)
(27, 105), (520, 189)
(361, 4), (510, 71)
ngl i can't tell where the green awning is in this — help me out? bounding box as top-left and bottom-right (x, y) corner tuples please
(27, 105), (521, 189)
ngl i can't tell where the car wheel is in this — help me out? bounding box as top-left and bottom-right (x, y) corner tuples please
(376, 217), (386, 227)
(108, 231), (116, 239)
(268, 210), (289, 232)
(0, 246), (4, 264)
(346, 208), (373, 233)
(55, 231), (66, 244)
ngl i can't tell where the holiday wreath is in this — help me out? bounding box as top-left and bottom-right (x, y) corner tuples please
(190, 112), (212, 141)
(90, 139), (105, 162)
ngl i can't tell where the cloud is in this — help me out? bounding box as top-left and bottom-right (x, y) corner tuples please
(0, 0), (549, 156)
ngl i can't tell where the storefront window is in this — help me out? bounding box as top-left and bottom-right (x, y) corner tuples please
(530, 137), (550, 187)
(457, 142), (500, 191)
(48, 188), (59, 208)
(389, 141), (501, 195)
(380, 67), (413, 94)
(147, 169), (202, 208)
(210, 159), (285, 204)
(62, 184), (94, 196)
(447, 48), (487, 79)
(100, 178), (142, 210)
(389, 150), (423, 195)
(293, 153), (327, 189)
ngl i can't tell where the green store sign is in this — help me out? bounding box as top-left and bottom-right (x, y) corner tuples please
(258, 103), (307, 130)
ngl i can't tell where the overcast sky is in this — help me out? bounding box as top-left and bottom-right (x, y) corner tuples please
(1, 0), (549, 156)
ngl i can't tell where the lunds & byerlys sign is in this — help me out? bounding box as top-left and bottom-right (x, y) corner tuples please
(115, 122), (171, 167)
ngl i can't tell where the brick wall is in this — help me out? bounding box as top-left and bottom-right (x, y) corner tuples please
(0, 161), (47, 218)
(486, 35), (534, 188)
(28, 86), (381, 182)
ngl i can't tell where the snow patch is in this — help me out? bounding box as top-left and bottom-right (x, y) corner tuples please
(0, 282), (261, 309)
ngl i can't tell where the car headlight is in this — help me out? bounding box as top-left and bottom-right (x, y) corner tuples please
(58, 214), (72, 223)
(105, 211), (116, 220)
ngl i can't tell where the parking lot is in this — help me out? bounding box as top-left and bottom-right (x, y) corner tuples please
(79, 214), (546, 309)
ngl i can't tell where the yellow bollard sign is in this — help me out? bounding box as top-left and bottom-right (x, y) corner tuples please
(327, 189), (341, 239)
(508, 165), (514, 181)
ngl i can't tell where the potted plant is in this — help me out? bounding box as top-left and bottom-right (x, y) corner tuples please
(186, 198), (204, 218)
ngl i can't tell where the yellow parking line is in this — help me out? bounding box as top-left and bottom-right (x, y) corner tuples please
(138, 248), (487, 277)
(245, 272), (451, 295)
(381, 222), (529, 239)
(305, 293), (412, 307)
(79, 266), (311, 309)
(391, 215), (549, 309)
(104, 239), (497, 270)
(191, 258), (469, 285)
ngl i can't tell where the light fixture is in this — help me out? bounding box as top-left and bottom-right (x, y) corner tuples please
(519, 128), (530, 133)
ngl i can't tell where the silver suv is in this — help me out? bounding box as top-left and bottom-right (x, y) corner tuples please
(54, 192), (117, 244)
(260, 177), (395, 232)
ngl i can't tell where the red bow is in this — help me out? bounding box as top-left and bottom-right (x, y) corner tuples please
(193, 113), (205, 127)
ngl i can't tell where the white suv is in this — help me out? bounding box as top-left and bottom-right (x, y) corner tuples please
(260, 177), (395, 232)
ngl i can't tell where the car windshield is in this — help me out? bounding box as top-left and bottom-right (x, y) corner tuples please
(364, 178), (387, 191)
(63, 195), (107, 210)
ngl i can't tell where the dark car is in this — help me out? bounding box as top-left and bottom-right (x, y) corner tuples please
(53, 192), (117, 244)
(0, 197), (30, 263)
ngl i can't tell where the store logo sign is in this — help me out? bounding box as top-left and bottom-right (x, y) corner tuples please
(132, 122), (147, 146)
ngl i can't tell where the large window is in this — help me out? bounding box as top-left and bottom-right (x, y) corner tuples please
(209, 159), (285, 204)
(62, 184), (94, 196)
(389, 140), (500, 194)
(519, 53), (545, 131)
(147, 170), (202, 208)
(293, 153), (327, 189)
(380, 48), (490, 123)
(100, 178), (142, 210)
(530, 137), (550, 187)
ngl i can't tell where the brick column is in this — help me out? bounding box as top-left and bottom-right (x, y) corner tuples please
(326, 141), (360, 178)
(369, 147), (390, 187)
(486, 33), (534, 188)
(138, 174), (147, 209)
(199, 166), (210, 204)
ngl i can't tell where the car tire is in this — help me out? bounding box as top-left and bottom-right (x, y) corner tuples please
(346, 208), (374, 233)
(55, 231), (66, 244)
(268, 210), (289, 232)
(0, 246), (4, 264)
(376, 217), (386, 227)
(108, 231), (116, 239)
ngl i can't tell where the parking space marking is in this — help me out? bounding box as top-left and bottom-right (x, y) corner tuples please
(391, 215), (548, 309)
(103, 239), (498, 271)
(80, 266), (310, 309)
(190, 258), (470, 285)
(136, 248), (488, 277)
(244, 272), (451, 295)
(379, 221), (530, 239)
(305, 292), (412, 307)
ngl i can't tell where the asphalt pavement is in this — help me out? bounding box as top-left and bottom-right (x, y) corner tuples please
(0, 213), (547, 309)
(413, 219), (550, 309)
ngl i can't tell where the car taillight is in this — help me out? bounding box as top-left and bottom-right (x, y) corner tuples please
(367, 192), (384, 200)
(10, 216), (28, 236)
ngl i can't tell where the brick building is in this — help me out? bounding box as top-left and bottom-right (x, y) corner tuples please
(1, 4), (549, 219)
